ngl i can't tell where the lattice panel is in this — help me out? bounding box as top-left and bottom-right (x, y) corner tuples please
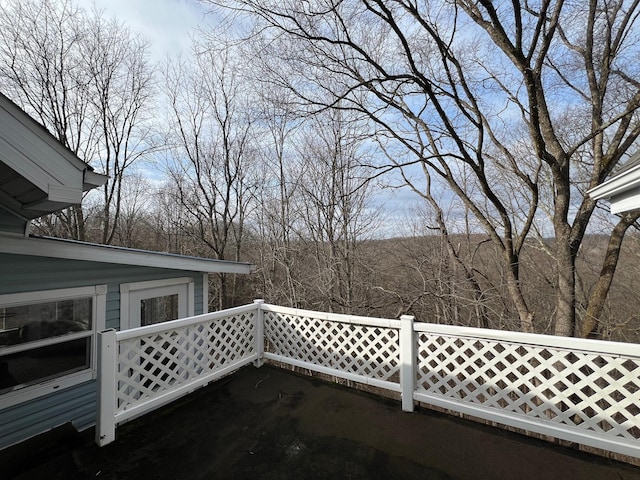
(264, 311), (400, 382)
(116, 312), (255, 413)
(417, 333), (640, 441)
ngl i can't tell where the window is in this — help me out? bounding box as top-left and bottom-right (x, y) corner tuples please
(0, 286), (106, 405)
(120, 278), (194, 330)
(140, 294), (179, 326)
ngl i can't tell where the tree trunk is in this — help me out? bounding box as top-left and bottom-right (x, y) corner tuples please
(554, 229), (576, 336)
(580, 211), (640, 338)
(504, 249), (534, 333)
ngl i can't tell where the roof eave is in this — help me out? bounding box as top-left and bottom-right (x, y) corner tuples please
(0, 234), (254, 274)
(587, 163), (640, 201)
(83, 169), (109, 191)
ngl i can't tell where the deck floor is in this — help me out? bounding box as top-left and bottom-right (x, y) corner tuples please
(4, 364), (640, 480)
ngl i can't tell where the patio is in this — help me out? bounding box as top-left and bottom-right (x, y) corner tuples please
(6, 363), (640, 480)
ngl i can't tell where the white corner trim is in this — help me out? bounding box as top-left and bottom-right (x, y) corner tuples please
(95, 285), (107, 332)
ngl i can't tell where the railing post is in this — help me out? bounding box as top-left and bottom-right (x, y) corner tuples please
(96, 329), (118, 446)
(400, 315), (416, 412)
(253, 299), (265, 368)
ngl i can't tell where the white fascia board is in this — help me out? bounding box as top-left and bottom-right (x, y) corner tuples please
(588, 164), (640, 200)
(0, 94), (105, 195)
(0, 234), (254, 274)
(610, 189), (640, 214)
(83, 169), (108, 190)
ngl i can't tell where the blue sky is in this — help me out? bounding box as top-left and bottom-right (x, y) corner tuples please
(90, 0), (213, 60)
(87, 0), (425, 236)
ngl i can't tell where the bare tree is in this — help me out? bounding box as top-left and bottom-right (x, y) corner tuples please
(149, 180), (194, 255)
(0, 0), (155, 243)
(250, 87), (306, 306)
(113, 172), (155, 248)
(295, 108), (380, 313)
(163, 42), (258, 309)
(210, 0), (640, 337)
(243, 72), (383, 312)
(84, 12), (155, 244)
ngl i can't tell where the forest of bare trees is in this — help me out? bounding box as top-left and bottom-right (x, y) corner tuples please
(1, 0), (640, 342)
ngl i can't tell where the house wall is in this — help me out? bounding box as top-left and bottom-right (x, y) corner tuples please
(0, 382), (96, 448)
(0, 212), (26, 235)
(0, 253), (206, 450)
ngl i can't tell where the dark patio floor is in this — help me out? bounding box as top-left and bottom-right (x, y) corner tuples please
(4, 364), (640, 480)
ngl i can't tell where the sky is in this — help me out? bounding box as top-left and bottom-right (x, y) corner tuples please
(89, 0), (214, 61)
(86, 0), (421, 237)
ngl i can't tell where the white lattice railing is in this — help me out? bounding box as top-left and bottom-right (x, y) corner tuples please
(413, 324), (640, 458)
(96, 304), (259, 446)
(261, 304), (403, 393)
(96, 301), (640, 460)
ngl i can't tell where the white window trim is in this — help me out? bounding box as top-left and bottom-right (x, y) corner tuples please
(0, 285), (107, 409)
(119, 277), (195, 331)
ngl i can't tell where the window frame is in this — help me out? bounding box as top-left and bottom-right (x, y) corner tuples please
(0, 285), (107, 408)
(119, 277), (195, 330)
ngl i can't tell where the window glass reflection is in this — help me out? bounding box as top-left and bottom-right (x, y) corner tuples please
(140, 294), (179, 326)
(0, 338), (91, 393)
(0, 298), (91, 347)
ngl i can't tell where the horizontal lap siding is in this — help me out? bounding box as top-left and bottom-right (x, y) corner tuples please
(0, 381), (96, 449)
(0, 253), (206, 449)
(194, 274), (204, 315)
(105, 290), (121, 330)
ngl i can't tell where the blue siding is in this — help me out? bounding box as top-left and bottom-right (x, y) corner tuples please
(0, 381), (96, 449)
(194, 274), (204, 315)
(0, 252), (207, 449)
(105, 288), (121, 330)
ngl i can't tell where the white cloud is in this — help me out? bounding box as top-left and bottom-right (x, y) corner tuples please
(89, 0), (214, 61)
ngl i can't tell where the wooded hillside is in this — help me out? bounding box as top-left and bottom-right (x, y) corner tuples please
(2, 0), (640, 341)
